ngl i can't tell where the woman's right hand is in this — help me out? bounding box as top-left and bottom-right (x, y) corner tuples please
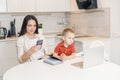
(29, 45), (42, 55)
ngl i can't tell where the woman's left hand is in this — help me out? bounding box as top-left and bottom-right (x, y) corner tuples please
(42, 55), (50, 59)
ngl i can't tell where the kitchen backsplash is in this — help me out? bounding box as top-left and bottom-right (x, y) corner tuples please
(69, 9), (110, 37)
(0, 9), (110, 37)
(0, 13), (68, 36)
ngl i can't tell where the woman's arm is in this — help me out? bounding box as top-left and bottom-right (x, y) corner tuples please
(21, 50), (33, 62)
(21, 45), (41, 62)
(17, 37), (41, 63)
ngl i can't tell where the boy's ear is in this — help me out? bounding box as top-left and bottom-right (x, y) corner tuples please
(62, 36), (65, 40)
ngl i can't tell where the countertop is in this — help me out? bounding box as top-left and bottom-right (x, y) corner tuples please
(0, 37), (17, 42)
(0, 33), (57, 42)
(0, 33), (109, 42)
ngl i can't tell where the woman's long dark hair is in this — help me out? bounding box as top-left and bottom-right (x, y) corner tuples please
(19, 15), (39, 36)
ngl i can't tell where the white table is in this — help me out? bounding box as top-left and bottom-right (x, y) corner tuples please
(3, 58), (120, 80)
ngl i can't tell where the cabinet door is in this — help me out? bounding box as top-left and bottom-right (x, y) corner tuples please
(7, 0), (35, 12)
(0, 41), (19, 76)
(0, 0), (7, 12)
(22, 0), (35, 12)
(7, 0), (22, 12)
(36, 0), (71, 12)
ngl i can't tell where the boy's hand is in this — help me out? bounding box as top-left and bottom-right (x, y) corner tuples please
(60, 53), (66, 60)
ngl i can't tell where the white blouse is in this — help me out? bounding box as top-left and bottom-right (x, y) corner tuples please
(17, 34), (48, 63)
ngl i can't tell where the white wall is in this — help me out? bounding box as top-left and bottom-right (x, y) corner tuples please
(98, 0), (120, 36)
(98, 0), (120, 65)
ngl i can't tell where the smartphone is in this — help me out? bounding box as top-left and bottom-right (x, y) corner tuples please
(36, 40), (43, 45)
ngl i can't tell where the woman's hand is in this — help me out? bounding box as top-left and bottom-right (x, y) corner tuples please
(21, 45), (42, 62)
(29, 45), (42, 54)
(42, 55), (50, 60)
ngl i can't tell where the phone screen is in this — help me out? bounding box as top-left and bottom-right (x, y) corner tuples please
(36, 40), (43, 45)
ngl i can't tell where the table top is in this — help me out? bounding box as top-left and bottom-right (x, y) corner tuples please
(3, 58), (120, 80)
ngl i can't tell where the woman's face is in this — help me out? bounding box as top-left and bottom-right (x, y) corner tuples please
(26, 19), (36, 35)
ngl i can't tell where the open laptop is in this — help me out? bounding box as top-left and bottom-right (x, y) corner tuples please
(71, 46), (104, 69)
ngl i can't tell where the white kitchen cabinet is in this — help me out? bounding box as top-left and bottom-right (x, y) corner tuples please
(7, 0), (70, 12)
(35, 0), (71, 12)
(7, 0), (35, 12)
(0, 40), (19, 76)
(0, 0), (7, 12)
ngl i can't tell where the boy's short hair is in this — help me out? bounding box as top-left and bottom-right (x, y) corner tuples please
(62, 28), (74, 36)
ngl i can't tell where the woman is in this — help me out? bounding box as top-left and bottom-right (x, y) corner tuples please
(17, 15), (48, 63)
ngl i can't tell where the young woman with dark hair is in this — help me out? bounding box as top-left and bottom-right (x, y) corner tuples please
(17, 15), (48, 63)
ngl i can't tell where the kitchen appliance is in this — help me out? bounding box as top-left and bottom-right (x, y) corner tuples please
(0, 27), (7, 39)
(76, 0), (97, 9)
(10, 19), (16, 37)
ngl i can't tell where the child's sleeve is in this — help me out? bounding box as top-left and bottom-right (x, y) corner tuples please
(54, 44), (60, 53)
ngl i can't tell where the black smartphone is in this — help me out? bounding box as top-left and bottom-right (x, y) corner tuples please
(36, 40), (43, 45)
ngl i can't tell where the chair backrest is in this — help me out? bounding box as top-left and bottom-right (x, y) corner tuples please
(90, 40), (104, 48)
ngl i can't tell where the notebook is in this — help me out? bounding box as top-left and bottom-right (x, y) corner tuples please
(43, 56), (63, 65)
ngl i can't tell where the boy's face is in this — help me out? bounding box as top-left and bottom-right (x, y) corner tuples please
(63, 32), (75, 45)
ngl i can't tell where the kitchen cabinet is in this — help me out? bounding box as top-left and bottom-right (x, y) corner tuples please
(7, 0), (35, 12)
(0, 40), (19, 76)
(35, 0), (71, 12)
(0, 0), (7, 12)
(7, 0), (70, 12)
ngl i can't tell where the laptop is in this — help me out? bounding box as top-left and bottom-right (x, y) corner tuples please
(71, 46), (104, 69)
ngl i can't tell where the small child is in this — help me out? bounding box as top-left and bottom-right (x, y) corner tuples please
(53, 28), (76, 60)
